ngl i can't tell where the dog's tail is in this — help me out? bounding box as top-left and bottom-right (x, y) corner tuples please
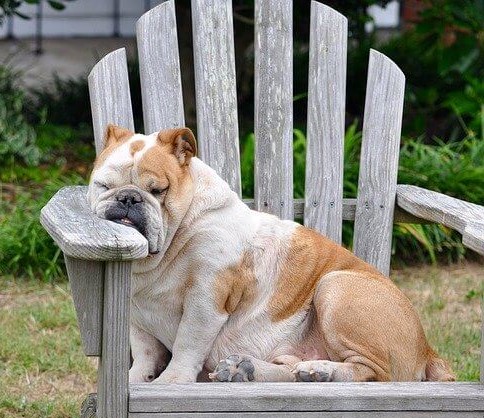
(425, 350), (455, 381)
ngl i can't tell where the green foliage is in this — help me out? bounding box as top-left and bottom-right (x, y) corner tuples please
(398, 136), (484, 203)
(0, 0), (75, 23)
(28, 74), (91, 129)
(0, 173), (84, 281)
(0, 280), (96, 417)
(240, 132), (254, 198)
(30, 57), (144, 131)
(341, 0), (484, 141)
(383, 0), (483, 139)
(240, 124), (483, 263)
(0, 65), (41, 166)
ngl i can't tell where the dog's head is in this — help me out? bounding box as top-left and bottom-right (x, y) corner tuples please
(88, 124), (197, 255)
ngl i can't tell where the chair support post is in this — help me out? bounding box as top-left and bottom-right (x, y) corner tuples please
(481, 298), (483, 384)
(97, 261), (131, 418)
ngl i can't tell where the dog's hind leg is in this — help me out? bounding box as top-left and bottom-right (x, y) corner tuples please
(309, 271), (435, 382)
(209, 354), (300, 382)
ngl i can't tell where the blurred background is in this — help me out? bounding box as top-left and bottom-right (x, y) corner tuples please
(0, 1), (482, 416)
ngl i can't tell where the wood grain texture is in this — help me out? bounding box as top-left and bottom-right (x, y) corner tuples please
(129, 413), (483, 418)
(254, 0), (293, 219)
(191, 0), (241, 196)
(304, 1), (347, 243)
(353, 49), (405, 275)
(396, 184), (484, 255)
(137, 0), (185, 134)
(129, 382), (484, 413)
(88, 48), (135, 155)
(463, 222), (484, 256)
(64, 256), (103, 356)
(40, 186), (423, 263)
(40, 186), (148, 260)
(242, 197), (425, 224)
(97, 261), (131, 418)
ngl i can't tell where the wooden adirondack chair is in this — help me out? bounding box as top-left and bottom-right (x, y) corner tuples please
(40, 1), (484, 417)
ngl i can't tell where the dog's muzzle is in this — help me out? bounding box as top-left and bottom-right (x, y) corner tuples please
(105, 189), (147, 235)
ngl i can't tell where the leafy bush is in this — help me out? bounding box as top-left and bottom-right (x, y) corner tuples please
(240, 124), (483, 263)
(0, 65), (41, 166)
(0, 173), (84, 281)
(29, 57), (144, 131)
(399, 136), (484, 203)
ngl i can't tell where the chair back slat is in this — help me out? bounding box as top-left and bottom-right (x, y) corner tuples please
(353, 50), (405, 275)
(191, 0), (241, 196)
(304, 1), (347, 243)
(254, 0), (293, 219)
(88, 48), (134, 155)
(137, 0), (185, 134)
(80, 48), (134, 355)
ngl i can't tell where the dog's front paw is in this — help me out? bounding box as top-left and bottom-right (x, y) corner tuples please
(209, 355), (255, 382)
(152, 367), (197, 384)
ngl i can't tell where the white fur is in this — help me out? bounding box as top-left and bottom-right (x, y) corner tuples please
(89, 137), (313, 383)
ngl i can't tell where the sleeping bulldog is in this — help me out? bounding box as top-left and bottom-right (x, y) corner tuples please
(87, 125), (454, 383)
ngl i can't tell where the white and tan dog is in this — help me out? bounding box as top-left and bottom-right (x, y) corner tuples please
(88, 125), (454, 384)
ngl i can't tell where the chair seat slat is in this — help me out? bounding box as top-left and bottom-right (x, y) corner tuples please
(304, 1), (347, 242)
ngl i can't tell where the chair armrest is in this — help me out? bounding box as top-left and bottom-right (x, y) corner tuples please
(396, 185), (484, 255)
(40, 186), (148, 260)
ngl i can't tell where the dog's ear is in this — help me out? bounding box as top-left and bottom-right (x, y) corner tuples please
(103, 124), (134, 149)
(157, 128), (197, 166)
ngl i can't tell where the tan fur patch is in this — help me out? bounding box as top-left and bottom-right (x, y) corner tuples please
(136, 143), (192, 213)
(269, 226), (380, 322)
(214, 252), (257, 314)
(93, 126), (134, 170)
(179, 274), (195, 299)
(130, 140), (145, 156)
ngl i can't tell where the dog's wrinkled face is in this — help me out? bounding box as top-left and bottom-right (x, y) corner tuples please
(88, 125), (196, 254)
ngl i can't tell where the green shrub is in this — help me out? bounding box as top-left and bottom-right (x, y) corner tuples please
(240, 125), (482, 263)
(0, 174), (84, 281)
(0, 65), (41, 166)
(29, 57), (144, 131)
(399, 136), (484, 203)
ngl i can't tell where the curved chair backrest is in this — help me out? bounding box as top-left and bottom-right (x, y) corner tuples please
(88, 0), (405, 276)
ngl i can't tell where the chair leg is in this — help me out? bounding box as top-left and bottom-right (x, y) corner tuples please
(97, 261), (131, 418)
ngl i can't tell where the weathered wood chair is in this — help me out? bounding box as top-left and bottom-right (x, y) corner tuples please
(40, 1), (484, 417)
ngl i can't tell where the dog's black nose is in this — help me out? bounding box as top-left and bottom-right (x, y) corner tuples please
(116, 189), (143, 206)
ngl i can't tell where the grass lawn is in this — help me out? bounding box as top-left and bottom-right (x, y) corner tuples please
(0, 262), (482, 418)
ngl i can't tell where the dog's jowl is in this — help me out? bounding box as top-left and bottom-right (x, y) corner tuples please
(88, 125), (455, 383)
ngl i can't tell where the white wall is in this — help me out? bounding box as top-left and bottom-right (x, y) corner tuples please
(2, 0), (165, 38)
(368, 1), (400, 31)
(1, 0), (401, 39)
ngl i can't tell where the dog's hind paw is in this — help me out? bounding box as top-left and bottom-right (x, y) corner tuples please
(292, 360), (335, 382)
(209, 355), (255, 382)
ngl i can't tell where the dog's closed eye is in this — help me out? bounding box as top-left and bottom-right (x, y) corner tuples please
(94, 181), (109, 191)
(150, 187), (168, 197)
